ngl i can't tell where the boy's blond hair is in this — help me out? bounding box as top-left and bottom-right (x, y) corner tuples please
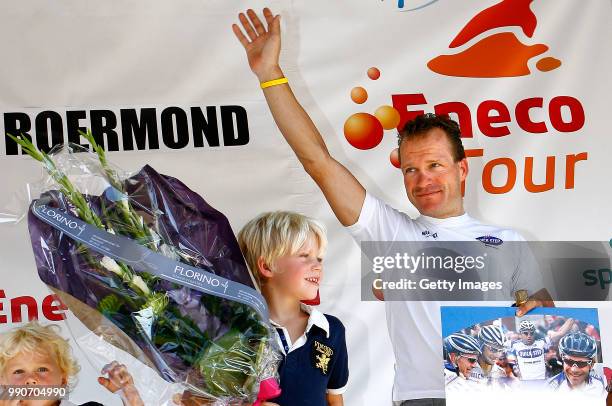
(0, 321), (80, 388)
(238, 211), (327, 286)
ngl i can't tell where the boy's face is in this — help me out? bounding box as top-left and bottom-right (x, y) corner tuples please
(270, 234), (323, 300)
(2, 348), (67, 386)
(1, 348), (67, 406)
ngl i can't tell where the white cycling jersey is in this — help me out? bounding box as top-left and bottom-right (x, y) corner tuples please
(470, 362), (508, 383)
(347, 193), (543, 400)
(445, 368), (482, 391)
(548, 371), (607, 397)
(510, 338), (550, 380)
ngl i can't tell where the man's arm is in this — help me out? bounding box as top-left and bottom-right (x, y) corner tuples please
(547, 318), (575, 344)
(232, 8), (365, 226)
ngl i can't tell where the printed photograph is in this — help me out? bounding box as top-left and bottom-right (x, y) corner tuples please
(441, 306), (607, 405)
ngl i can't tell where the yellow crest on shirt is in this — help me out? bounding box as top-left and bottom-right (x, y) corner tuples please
(312, 340), (334, 375)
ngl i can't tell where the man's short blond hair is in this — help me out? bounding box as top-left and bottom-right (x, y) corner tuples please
(238, 211), (327, 286)
(0, 321), (80, 388)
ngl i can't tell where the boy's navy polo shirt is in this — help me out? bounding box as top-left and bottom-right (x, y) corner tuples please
(269, 304), (349, 406)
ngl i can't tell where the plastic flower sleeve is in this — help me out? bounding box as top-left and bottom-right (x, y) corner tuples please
(13, 133), (281, 405)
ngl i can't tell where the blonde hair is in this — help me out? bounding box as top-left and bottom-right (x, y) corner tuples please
(238, 211), (327, 286)
(0, 321), (80, 389)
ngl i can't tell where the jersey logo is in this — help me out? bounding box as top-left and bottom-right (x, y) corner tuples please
(476, 235), (503, 246)
(312, 340), (334, 375)
(422, 230), (439, 239)
(518, 348), (544, 358)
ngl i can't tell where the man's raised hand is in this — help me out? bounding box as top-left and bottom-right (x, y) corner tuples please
(232, 8), (282, 81)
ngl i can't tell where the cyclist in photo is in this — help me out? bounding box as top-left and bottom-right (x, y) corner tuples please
(444, 333), (482, 391)
(509, 319), (574, 381)
(548, 332), (607, 397)
(470, 325), (514, 387)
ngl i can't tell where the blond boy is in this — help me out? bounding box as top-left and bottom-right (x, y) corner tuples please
(238, 212), (348, 406)
(0, 321), (142, 406)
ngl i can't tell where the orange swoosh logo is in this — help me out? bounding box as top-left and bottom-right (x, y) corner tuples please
(428, 0), (561, 78)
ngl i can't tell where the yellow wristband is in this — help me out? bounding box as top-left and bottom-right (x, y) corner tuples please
(260, 77), (288, 89)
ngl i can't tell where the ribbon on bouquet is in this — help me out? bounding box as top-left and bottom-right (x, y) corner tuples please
(252, 378), (282, 406)
(31, 197), (269, 321)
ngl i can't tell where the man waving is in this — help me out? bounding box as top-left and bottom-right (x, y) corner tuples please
(232, 8), (550, 405)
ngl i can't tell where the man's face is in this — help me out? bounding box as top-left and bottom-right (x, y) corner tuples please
(399, 128), (467, 218)
(520, 329), (535, 345)
(481, 344), (504, 365)
(452, 353), (479, 377)
(562, 355), (592, 388)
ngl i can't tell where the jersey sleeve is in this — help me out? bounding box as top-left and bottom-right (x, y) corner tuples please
(346, 192), (410, 243)
(326, 318), (349, 395)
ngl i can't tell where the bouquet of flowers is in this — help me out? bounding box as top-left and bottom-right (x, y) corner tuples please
(9, 131), (281, 405)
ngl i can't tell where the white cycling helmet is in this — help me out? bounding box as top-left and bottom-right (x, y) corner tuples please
(445, 333), (482, 355)
(479, 324), (505, 350)
(518, 320), (536, 333)
(559, 332), (597, 359)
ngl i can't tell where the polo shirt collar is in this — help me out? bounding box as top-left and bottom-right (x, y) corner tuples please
(301, 303), (330, 338)
(269, 303), (330, 338)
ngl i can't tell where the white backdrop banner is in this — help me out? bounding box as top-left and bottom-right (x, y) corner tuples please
(1, 1), (611, 404)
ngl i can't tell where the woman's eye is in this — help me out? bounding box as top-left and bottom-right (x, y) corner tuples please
(13, 369), (24, 375)
(37, 367), (49, 372)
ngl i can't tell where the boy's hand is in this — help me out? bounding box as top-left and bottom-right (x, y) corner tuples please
(98, 361), (144, 406)
(98, 361), (134, 393)
(232, 8), (283, 82)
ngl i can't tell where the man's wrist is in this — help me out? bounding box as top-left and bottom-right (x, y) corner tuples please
(257, 66), (284, 83)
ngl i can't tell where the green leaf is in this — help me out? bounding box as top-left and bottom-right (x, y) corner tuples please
(98, 294), (123, 316)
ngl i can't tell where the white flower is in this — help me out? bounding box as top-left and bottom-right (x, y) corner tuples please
(100, 256), (122, 275)
(120, 198), (130, 211)
(131, 275), (151, 296)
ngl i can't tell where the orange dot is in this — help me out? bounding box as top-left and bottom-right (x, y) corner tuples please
(374, 105), (401, 130)
(343, 113), (384, 150)
(367, 67), (380, 80)
(351, 87), (368, 104)
(536, 57), (561, 72)
(390, 148), (400, 168)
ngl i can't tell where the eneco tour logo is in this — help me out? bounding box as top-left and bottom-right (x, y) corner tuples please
(428, 0), (561, 77)
(344, 0), (564, 168)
